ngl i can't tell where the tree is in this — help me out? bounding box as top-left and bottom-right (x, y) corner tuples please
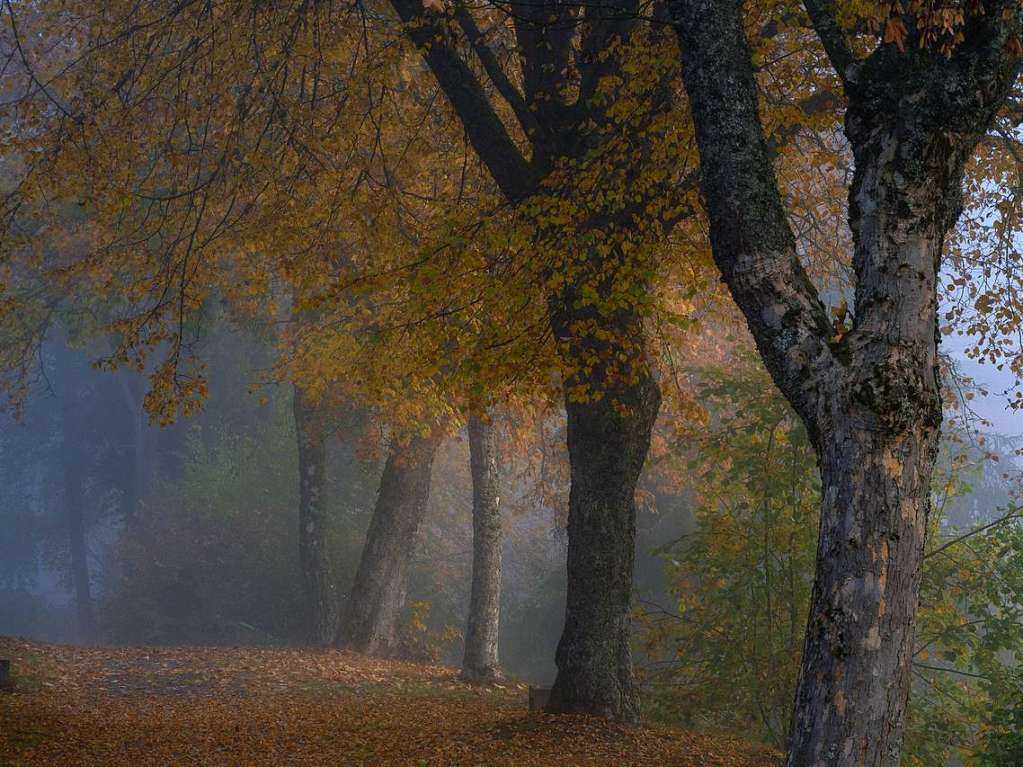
(384, 0), (682, 718)
(639, 353), (1023, 765)
(671, 0), (1023, 763)
(293, 383), (338, 646)
(59, 398), (96, 644)
(338, 428), (442, 655)
(462, 413), (502, 682)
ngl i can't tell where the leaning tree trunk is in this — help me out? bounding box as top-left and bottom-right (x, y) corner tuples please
(461, 414), (503, 683)
(338, 431), (440, 656)
(546, 277), (662, 721)
(293, 385), (337, 646)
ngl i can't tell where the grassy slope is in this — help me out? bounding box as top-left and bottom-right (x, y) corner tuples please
(0, 638), (778, 766)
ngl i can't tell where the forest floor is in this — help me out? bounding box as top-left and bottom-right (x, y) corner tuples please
(0, 637), (778, 766)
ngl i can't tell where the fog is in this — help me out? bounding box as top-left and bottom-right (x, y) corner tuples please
(0, 314), (699, 686)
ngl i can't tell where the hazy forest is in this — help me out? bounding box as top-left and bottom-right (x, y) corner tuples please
(2, 0), (1023, 765)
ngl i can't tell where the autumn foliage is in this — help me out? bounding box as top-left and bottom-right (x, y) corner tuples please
(0, 638), (779, 766)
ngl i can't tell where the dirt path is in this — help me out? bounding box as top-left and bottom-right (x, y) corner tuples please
(0, 638), (778, 766)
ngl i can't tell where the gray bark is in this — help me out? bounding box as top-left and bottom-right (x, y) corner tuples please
(462, 415), (503, 683)
(673, 0), (1021, 763)
(338, 431), (439, 656)
(293, 384), (337, 646)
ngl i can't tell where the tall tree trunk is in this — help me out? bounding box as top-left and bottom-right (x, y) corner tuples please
(673, 0), (1019, 761)
(63, 440), (95, 644)
(338, 431), (439, 656)
(784, 99), (950, 767)
(293, 385), (337, 645)
(388, 0), (672, 719)
(110, 359), (146, 529)
(546, 282), (662, 721)
(461, 414), (503, 683)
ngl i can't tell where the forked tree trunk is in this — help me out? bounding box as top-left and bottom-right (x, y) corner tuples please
(461, 414), (503, 683)
(338, 431), (439, 656)
(546, 284), (662, 720)
(784, 105), (950, 766)
(673, 0), (1018, 759)
(387, 0), (673, 719)
(293, 385), (337, 646)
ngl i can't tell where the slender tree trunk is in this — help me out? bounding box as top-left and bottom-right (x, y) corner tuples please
(63, 443), (95, 644)
(338, 431), (439, 656)
(112, 367), (146, 528)
(546, 283), (662, 721)
(293, 385), (337, 646)
(462, 414), (503, 683)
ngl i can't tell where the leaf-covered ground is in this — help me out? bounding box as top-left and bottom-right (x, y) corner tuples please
(0, 638), (778, 766)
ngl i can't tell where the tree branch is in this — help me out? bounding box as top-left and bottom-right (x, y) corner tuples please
(452, 2), (541, 145)
(388, 0), (539, 201)
(925, 509), (1021, 560)
(672, 0), (835, 439)
(802, 0), (858, 86)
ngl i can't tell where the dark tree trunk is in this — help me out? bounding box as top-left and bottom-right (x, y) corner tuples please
(387, 0), (674, 720)
(293, 385), (337, 646)
(673, 0), (1020, 762)
(338, 431), (439, 656)
(546, 276), (662, 720)
(461, 414), (503, 683)
(546, 373), (660, 721)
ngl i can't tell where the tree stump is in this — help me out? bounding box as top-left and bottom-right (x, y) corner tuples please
(528, 685), (551, 713)
(0, 659), (10, 687)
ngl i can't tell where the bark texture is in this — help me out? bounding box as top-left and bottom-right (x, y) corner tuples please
(461, 415), (503, 683)
(293, 385), (337, 646)
(547, 372), (660, 721)
(673, 1), (1021, 763)
(338, 431), (439, 656)
(546, 267), (662, 721)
